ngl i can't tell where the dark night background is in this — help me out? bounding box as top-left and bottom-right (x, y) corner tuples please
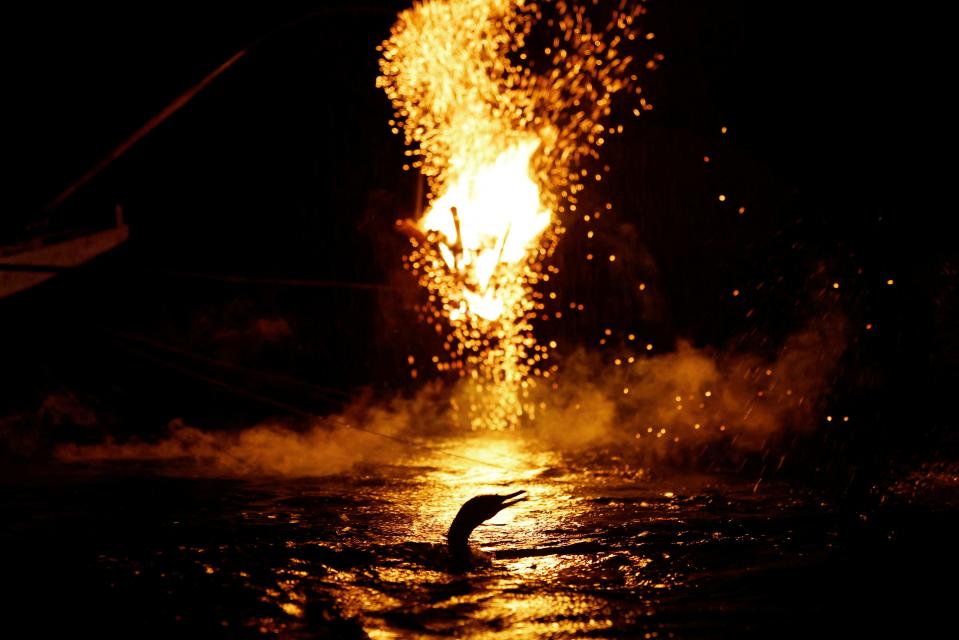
(2, 0), (950, 445)
(0, 1), (955, 635)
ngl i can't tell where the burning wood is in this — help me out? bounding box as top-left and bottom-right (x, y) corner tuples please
(378, 0), (648, 428)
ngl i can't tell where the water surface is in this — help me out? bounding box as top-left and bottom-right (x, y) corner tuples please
(3, 434), (952, 637)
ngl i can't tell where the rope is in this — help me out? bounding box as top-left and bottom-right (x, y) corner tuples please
(155, 270), (400, 292)
(108, 328), (354, 402)
(112, 338), (512, 471)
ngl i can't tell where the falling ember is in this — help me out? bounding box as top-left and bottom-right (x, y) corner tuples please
(379, 0), (649, 429)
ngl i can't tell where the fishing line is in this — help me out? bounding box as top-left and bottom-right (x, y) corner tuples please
(155, 270), (401, 292)
(110, 335), (512, 471)
(108, 328), (354, 402)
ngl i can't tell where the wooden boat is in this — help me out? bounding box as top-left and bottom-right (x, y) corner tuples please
(0, 206), (128, 299)
(0, 43), (248, 303)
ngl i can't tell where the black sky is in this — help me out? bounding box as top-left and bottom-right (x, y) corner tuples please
(1, 1), (950, 437)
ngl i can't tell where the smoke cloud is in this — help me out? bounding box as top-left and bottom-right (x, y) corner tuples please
(46, 315), (847, 475)
(531, 314), (848, 456)
(52, 384), (450, 477)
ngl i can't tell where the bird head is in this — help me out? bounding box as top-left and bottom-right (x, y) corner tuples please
(447, 490), (527, 549)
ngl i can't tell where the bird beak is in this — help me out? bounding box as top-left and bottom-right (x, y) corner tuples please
(497, 490), (527, 509)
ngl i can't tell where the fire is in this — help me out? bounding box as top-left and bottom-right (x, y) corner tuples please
(378, 0), (650, 429)
(422, 137), (551, 322)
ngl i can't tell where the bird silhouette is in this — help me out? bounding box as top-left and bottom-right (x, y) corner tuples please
(447, 490), (527, 571)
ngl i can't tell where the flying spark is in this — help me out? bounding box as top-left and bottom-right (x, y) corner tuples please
(379, 0), (650, 429)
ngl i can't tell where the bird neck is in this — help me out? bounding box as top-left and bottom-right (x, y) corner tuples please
(447, 516), (479, 557)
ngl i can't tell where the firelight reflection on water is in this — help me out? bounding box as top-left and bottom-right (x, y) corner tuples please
(8, 432), (848, 638)
(242, 433), (834, 638)
(323, 434), (667, 638)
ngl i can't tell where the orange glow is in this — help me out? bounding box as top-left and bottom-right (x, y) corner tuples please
(421, 139), (552, 322)
(379, 0), (649, 428)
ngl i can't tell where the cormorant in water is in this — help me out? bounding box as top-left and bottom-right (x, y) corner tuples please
(447, 490), (526, 571)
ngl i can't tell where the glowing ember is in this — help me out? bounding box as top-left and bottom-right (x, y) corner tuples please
(378, 0), (650, 429)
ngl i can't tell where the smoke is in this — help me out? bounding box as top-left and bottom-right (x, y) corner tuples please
(55, 420), (386, 476)
(0, 391), (104, 460)
(52, 383), (451, 477)
(44, 315), (846, 475)
(530, 314), (849, 456)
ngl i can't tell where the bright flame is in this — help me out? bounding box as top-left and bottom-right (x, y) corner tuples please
(422, 138), (551, 321)
(379, 0), (649, 429)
